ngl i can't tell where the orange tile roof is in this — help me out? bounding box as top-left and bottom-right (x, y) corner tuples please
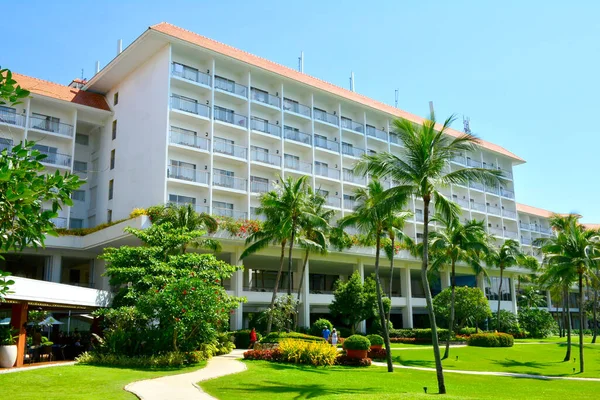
(583, 223), (600, 230)
(150, 22), (524, 163)
(516, 203), (555, 218)
(13, 73), (110, 111)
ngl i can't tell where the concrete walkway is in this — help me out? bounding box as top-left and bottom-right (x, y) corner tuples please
(0, 361), (76, 374)
(125, 349), (247, 400)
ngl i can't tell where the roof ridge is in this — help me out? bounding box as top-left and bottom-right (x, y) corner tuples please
(13, 72), (80, 92)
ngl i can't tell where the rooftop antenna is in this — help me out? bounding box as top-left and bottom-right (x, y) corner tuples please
(95, 61), (100, 74)
(463, 115), (471, 134)
(350, 71), (355, 92)
(81, 69), (84, 80)
(394, 89), (399, 108)
(117, 39), (123, 55)
(429, 101), (435, 118)
(298, 51), (304, 73)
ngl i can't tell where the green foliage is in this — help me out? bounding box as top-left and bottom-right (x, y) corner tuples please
(518, 308), (558, 338)
(0, 68), (30, 106)
(0, 325), (16, 345)
(260, 332), (325, 344)
(343, 335), (371, 350)
(310, 318), (333, 337)
(489, 310), (519, 334)
(433, 287), (491, 331)
(366, 334), (384, 346)
(56, 218), (129, 236)
(459, 327), (477, 335)
(329, 272), (374, 332)
(76, 351), (206, 367)
(257, 295), (299, 333)
(388, 328), (451, 341)
(335, 355), (372, 367)
(278, 339), (338, 366)
(467, 332), (514, 347)
(232, 330), (263, 349)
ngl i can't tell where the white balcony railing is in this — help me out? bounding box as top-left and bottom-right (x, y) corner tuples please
(0, 109), (26, 127)
(251, 117), (281, 137)
(212, 174), (247, 191)
(487, 205), (501, 216)
(315, 165), (340, 180)
(521, 237), (533, 245)
(51, 217), (68, 229)
(366, 126), (387, 141)
(251, 88), (280, 108)
(314, 109), (338, 126)
(502, 209), (517, 219)
(284, 157), (312, 174)
(251, 149), (281, 166)
(213, 207), (248, 219)
(214, 108), (248, 128)
(215, 76), (248, 98)
(342, 144), (366, 158)
(283, 99), (311, 117)
(314, 136), (339, 152)
(171, 63), (211, 87)
(250, 179), (274, 194)
(343, 169), (366, 185)
(504, 230), (518, 239)
(167, 165), (209, 185)
(38, 150), (71, 167)
(469, 181), (484, 191)
(341, 118), (364, 133)
(29, 115), (73, 137)
(171, 96), (211, 118)
(467, 158), (482, 168)
(500, 188), (515, 199)
(284, 127), (312, 145)
(169, 130), (210, 151)
(325, 196), (342, 208)
(470, 201), (486, 212)
(213, 138), (248, 159)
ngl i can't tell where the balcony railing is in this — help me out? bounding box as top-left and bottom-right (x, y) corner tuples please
(455, 198), (470, 208)
(213, 207), (248, 219)
(171, 63), (211, 87)
(415, 213), (424, 222)
(51, 217), (68, 229)
(500, 188), (515, 199)
(38, 150), (71, 167)
(325, 196), (341, 208)
(167, 165), (209, 185)
(521, 237), (533, 245)
(343, 169), (366, 185)
(540, 227), (553, 235)
(251, 149), (281, 166)
(504, 230), (518, 239)
(250, 179), (274, 193)
(502, 209), (517, 219)
(29, 115), (73, 137)
(315, 165), (340, 180)
(313, 109), (338, 126)
(342, 144), (365, 158)
(520, 222), (531, 230)
(251, 117), (281, 137)
(251, 89), (280, 108)
(470, 201), (486, 212)
(487, 205), (501, 216)
(314, 136), (339, 152)
(366, 126), (387, 141)
(499, 168), (513, 180)
(284, 127), (311, 145)
(488, 227), (504, 237)
(214, 108), (247, 128)
(341, 118), (364, 133)
(212, 174), (247, 191)
(486, 185), (500, 195)
(452, 155), (466, 165)
(171, 96), (210, 118)
(344, 199), (356, 210)
(213, 138), (247, 159)
(389, 133), (401, 146)
(0, 109), (26, 127)
(283, 99), (311, 117)
(169, 130), (210, 151)
(467, 158), (482, 168)
(214, 76), (248, 98)
(284, 158), (312, 174)
(469, 181), (484, 191)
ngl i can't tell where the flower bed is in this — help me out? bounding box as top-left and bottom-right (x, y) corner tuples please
(367, 348), (387, 360)
(244, 339), (337, 366)
(335, 355), (372, 367)
(260, 332), (325, 344)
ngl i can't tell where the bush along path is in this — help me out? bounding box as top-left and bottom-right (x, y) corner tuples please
(125, 349), (247, 400)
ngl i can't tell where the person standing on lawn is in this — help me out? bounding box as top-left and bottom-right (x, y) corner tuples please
(322, 326), (331, 342)
(249, 328), (257, 349)
(331, 328), (338, 346)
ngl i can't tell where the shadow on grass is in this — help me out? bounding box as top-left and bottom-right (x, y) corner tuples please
(217, 381), (376, 399)
(490, 359), (550, 370)
(392, 357), (436, 368)
(265, 362), (331, 375)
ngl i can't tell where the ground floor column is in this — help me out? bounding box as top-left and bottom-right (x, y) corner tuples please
(440, 269), (451, 290)
(230, 249), (244, 330)
(401, 267), (413, 328)
(353, 260), (366, 333)
(510, 276), (518, 315)
(50, 255), (62, 283)
(298, 259), (310, 328)
(11, 302), (28, 367)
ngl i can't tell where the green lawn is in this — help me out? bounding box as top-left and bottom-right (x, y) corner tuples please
(393, 343), (600, 377)
(0, 362), (205, 400)
(514, 336), (598, 344)
(201, 360), (600, 400)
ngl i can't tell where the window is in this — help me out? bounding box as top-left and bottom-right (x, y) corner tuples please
(214, 105), (235, 124)
(32, 113), (59, 132)
(0, 106), (17, 124)
(110, 149), (115, 170)
(113, 92), (119, 105)
(108, 179), (114, 200)
(215, 75), (235, 92)
(251, 87), (269, 103)
(112, 120), (117, 140)
(75, 134), (89, 145)
(314, 161), (328, 175)
(341, 142), (354, 154)
(284, 153), (300, 169)
(213, 168), (235, 187)
(251, 145), (269, 163)
(172, 94), (198, 113)
(69, 218), (84, 229)
(314, 134), (328, 148)
(73, 161), (87, 173)
(33, 144), (58, 163)
(169, 194), (196, 206)
(250, 176), (269, 193)
(107, 209), (112, 224)
(212, 201), (234, 217)
(214, 136), (235, 155)
(486, 277), (512, 301)
(283, 97), (299, 112)
(72, 190), (85, 201)
(169, 159), (196, 181)
(252, 116), (268, 132)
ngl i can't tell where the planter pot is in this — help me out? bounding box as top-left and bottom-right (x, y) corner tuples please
(370, 345), (383, 350)
(345, 349), (368, 359)
(0, 345), (17, 368)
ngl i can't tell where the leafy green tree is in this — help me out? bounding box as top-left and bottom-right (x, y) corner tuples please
(518, 308), (557, 338)
(329, 272), (369, 333)
(257, 295), (299, 333)
(355, 112), (501, 393)
(518, 286), (547, 308)
(433, 287), (491, 332)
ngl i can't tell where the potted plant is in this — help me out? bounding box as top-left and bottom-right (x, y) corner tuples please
(366, 334), (384, 350)
(343, 335), (371, 359)
(0, 325), (17, 368)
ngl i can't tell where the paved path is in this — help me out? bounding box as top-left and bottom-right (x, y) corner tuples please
(0, 361), (76, 374)
(125, 349), (247, 400)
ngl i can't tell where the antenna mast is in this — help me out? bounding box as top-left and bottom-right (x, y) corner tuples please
(463, 115), (471, 134)
(394, 89), (399, 108)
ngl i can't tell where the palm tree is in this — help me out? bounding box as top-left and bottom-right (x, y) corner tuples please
(429, 215), (489, 359)
(383, 212), (412, 324)
(339, 180), (410, 372)
(354, 112), (502, 394)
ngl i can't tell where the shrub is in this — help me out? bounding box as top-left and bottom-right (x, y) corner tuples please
(518, 308), (558, 338)
(310, 318), (333, 337)
(335, 355), (372, 367)
(467, 332), (514, 348)
(490, 310), (519, 333)
(368, 317), (393, 335)
(343, 335), (371, 350)
(129, 208), (148, 218)
(76, 351), (203, 367)
(243, 349), (282, 362)
(232, 330), (263, 349)
(260, 332), (324, 344)
(367, 348), (387, 360)
(215, 332), (235, 355)
(278, 339), (338, 366)
(459, 327), (477, 335)
(0, 326), (16, 346)
(366, 334), (384, 346)
(388, 328), (451, 341)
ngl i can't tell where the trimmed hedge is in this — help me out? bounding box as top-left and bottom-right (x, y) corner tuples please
(467, 332), (514, 348)
(336, 355), (372, 367)
(459, 327), (477, 335)
(366, 334), (384, 346)
(232, 330), (263, 349)
(310, 318), (333, 337)
(76, 351), (206, 367)
(260, 332), (325, 344)
(389, 328), (451, 341)
(343, 335), (371, 350)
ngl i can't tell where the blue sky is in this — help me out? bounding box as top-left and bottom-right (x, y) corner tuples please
(4, 1), (598, 221)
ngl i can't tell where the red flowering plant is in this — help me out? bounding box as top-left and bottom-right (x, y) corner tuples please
(215, 216), (262, 238)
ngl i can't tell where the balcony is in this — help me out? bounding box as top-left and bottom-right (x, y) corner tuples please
(167, 165), (209, 185)
(214, 108), (247, 128)
(500, 188), (515, 199)
(540, 227), (553, 235)
(454, 198), (470, 209)
(283, 99), (311, 118)
(486, 205), (501, 216)
(250, 179), (274, 194)
(469, 181), (484, 191)
(452, 154), (466, 165)
(213, 138), (247, 160)
(250, 207), (266, 221)
(213, 207), (248, 219)
(169, 129), (209, 151)
(251, 117), (281, 137)
(502, 209), (517, 219)
(486, 185), (500, 195)
(488, 227), (504, 237)
(38, 150), (71, 167)
(213, 174), (247, 191)
(0, 108), (26, 127)
(215, 76), (248, 98)
(171, 63), (211, 87)
(251, 88), (280, 108)
(366, 126), (387, 141)
(344, 198), (356, 210)
(284, 158), (312, 174)
(342, 144), (365, 158)
(504, 230), (518, 239)
(519, 222), (531, 230)
(29, 115), (73, 137)
(315, 165), (340, 180)
(170, 96), (210, 118)
(314, 136), (340, 152)
(521, 237), (532, 245)
(325, 196), (342, 208)
(170, 202), (209, 214)
(314, 109), (338, 126)
(51, 217), (68, 229)
(389, 133), (401, 146)
(415, 213), (424, 222)
(470, 201), (486, 213)
(467, 158), (482, 168)
(251, 149), (281, 166)
(343, 169), (366, 185)
(284, 127), (311, 145)
(341, 118), (364, 133)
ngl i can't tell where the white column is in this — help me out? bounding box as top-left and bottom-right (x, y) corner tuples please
(298, 259), (310, 328)
(401, 267), (413, 328)
(440, 269), (451, 289)
(354, 260), (366, 333)
(50, 255), (62, 283)
(546, 290), (552, 310)
(510, 276), (518, 315)
(230, 249), (244, 330)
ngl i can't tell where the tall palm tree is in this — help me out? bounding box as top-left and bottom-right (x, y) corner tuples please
(339, 180), (410, 373)
(383, 212), (412, 324)
(354, 112), (501, 394)
(429, 215), (489, 359)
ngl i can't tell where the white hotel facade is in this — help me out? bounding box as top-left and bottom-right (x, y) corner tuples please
(0, 23), (584, 330)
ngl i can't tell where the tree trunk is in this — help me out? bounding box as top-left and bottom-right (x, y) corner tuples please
(578, 273), (585, 373)
(593, 288), (598, 344)
(375, 234), (394, 372)
(266, 241), (287, 334)
(557, 300), (562, 338)
(443, 259), (456, 360)
(387, 235), (395, 324)
(564, 286), (572, 362)
(293, 248), (310, 331)
(285, 228), (297, 332)
(422, 196), (446, 394)
(496, 267), (504, 331)
(560, 292), (565, 338)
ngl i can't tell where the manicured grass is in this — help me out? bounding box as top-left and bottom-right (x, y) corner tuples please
(393, 342), (600, 377)
(514, 336), (598, 344)
(0, 362), (205, 400)
(201, 360), (600, 399)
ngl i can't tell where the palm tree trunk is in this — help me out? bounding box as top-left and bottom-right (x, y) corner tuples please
(560, 291), (565, 338)
(387, 236), (395, 324)
(564, 286), (572, 362)
(422, 196), (446, 394)
(592, 288), (598, 344)
(293, 248), (310, 331)
(496, 267), (504, 331)
(285, 228), (297, 332)
(578, 272), (584, 373)
(375, 234), (393, 372)
(443, 259), (456, 360)
(266, 241), (287, 334)
(557, 299), (562, 338)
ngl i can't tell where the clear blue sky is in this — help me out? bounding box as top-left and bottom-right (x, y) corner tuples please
(5, 1), (598, 221)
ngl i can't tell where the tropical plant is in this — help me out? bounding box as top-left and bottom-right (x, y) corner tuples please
(433, 286), (491, 334)
(256, 295), (299, 333)
(310, 318), (333, 337)
(518, 308), (557, 338)
(329, 272), (369, 333)
(354, 112), (502, 393)
(518, 286), (547, 308)
(343, 335), (371, 350)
